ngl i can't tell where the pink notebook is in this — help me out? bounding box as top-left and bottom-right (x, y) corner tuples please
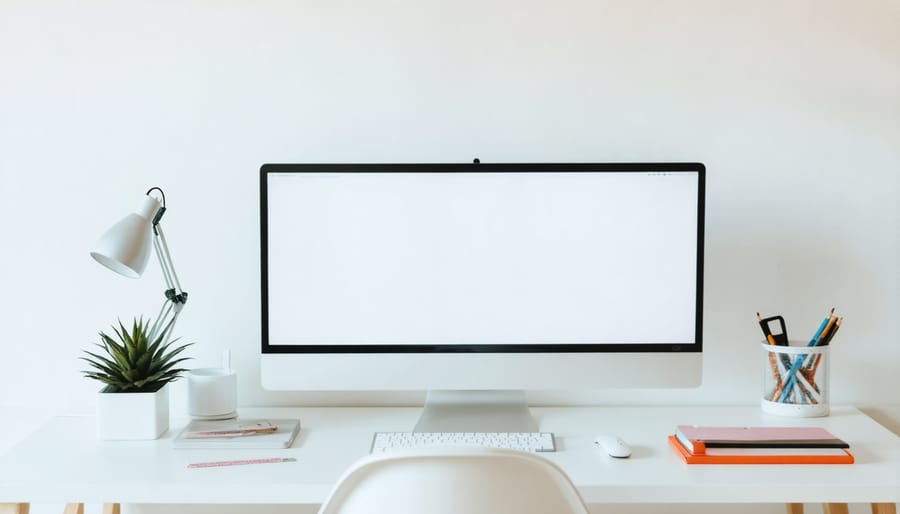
(675, 425), (848, 454)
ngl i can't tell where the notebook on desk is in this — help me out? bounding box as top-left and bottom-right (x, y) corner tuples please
(667, 435), (854, 464)
(173, 418), (301, 449)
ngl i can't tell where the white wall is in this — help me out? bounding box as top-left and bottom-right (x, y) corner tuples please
(1, 0), (898, 422)
(1, 1), (897, 513)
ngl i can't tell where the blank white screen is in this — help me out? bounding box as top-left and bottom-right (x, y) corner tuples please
(267, 171), (698, 346)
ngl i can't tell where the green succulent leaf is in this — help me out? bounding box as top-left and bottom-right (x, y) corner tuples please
(80, 352), (119, 373)
(153, 344), (192, 372)
(81, 316), (194, 393)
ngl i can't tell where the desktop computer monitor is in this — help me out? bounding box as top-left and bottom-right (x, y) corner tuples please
(260, 163), (704, 431)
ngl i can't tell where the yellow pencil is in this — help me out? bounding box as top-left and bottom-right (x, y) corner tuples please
(811, 317), (842, 376)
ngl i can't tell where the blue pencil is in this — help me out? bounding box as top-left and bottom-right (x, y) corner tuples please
(778, 309), (833, 403)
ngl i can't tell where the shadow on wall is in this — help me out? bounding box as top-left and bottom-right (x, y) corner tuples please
(858, 406), (900, 436)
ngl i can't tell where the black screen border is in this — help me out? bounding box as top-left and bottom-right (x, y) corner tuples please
(260, 162), (705, 354)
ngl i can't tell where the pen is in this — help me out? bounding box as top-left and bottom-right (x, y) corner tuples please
(184, 426), (278, 439)
(187, 457), (296, 468)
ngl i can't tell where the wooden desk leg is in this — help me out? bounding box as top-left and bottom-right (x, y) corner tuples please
(787, 503), (804, 514)
(871, 503), (897, 514)
(0, 504), (29, 514)
(824, 504), (850, 514)
(60, 503), (120, 514)
(58, 503), (120, 514)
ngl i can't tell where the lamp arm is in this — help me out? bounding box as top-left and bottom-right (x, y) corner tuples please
(149, 301), (184, 345)
(147, 221), (187, 344)
(140, 187), (188, 344)
(153, 224), (187, 304)
(149, 294), (183, 341)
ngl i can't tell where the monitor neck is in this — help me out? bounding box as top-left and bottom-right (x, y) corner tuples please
(413, 390), (538, 432)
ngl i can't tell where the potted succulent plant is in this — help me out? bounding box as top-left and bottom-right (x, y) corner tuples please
(81, 317), (192, 440)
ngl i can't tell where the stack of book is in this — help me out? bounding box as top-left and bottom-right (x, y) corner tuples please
(668, 425), (854, 464)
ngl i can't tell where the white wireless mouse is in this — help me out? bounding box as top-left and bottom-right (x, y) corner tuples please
(594, 435), (632, 458)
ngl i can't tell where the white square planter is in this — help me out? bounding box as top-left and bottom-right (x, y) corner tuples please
(97, 385), (169, 440)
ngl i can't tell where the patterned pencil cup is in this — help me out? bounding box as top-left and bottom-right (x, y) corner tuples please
(761, 342), (830, 417)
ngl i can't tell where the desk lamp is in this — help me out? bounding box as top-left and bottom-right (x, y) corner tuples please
(90, 187), (188, 343)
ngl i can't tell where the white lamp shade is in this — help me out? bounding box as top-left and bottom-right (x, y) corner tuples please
(90, 195), (162, 278)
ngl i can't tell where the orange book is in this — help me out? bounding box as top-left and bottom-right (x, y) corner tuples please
(668, 435), (854, 464)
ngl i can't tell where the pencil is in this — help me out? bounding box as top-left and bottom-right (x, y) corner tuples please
(816, 314), (838, 345)
(810, 317), (841, 376)
(778, 308), (834, 403)
(806, 313), (836, 369)
(187, 457), (296, 469)
(810, 308), (835, 345)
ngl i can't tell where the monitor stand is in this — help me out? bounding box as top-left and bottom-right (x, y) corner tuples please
(412, 390), (539, 432)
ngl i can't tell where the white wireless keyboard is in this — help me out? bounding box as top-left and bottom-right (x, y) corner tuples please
(370, 431), (556, 453)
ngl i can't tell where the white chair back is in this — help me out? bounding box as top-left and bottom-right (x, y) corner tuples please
(318, 446), (589, 514)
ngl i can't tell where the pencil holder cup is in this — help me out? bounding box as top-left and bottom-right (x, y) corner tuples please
(761, 342), (830, 417)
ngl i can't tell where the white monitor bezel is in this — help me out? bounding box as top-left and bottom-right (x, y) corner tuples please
(259, 163), (704, 391)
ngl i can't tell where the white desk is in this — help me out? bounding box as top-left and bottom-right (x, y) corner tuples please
(0, 406), (897, 509)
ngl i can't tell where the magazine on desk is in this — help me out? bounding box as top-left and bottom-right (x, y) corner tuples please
(173, 418), (301, 449)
